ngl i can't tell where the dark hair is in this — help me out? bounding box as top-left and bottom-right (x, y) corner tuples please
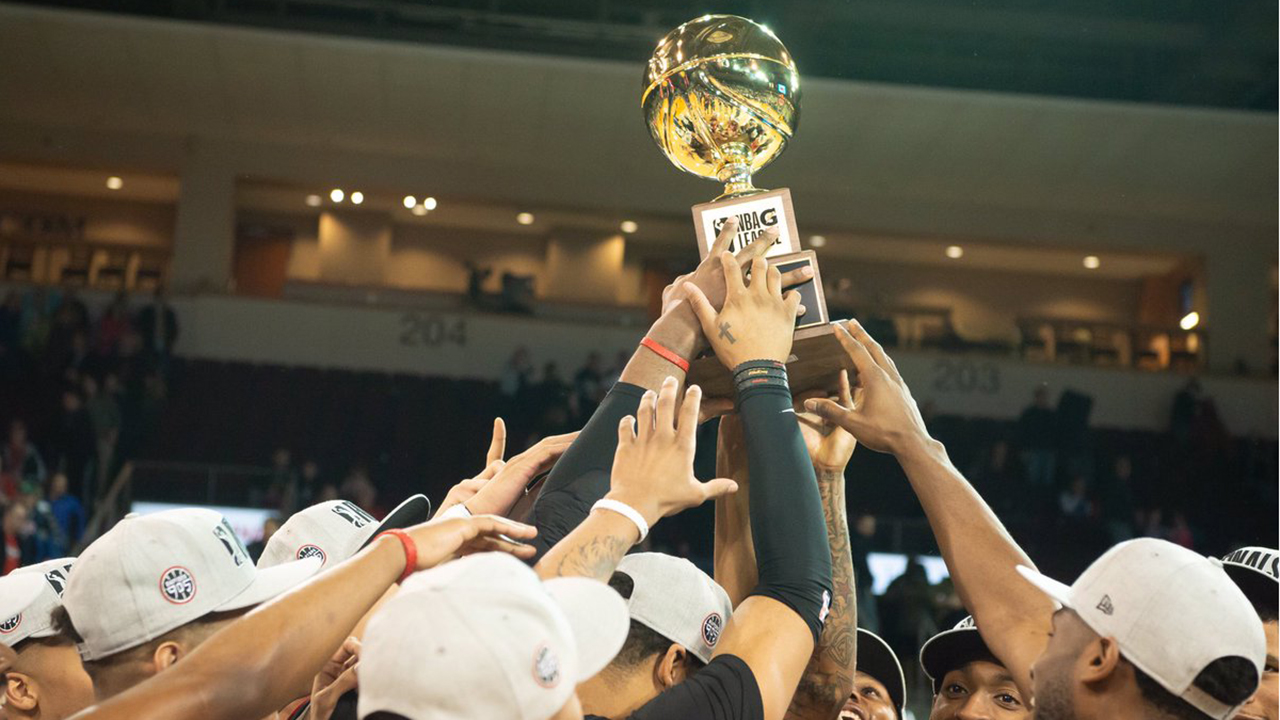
(1252, 598), (1279, 624)
(1132, 655), (1259, 720)
(607, 571), (705, 672)
(51, 605), (244, 672)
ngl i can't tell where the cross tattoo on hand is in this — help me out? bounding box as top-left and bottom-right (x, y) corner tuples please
(718, 322), (737, 344)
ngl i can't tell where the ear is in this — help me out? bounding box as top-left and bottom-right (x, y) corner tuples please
(654, 644), (691, 689)
(6, 672), (38, 711)
(1079, 634), (1124, 686)
(152, 640), (185, 673)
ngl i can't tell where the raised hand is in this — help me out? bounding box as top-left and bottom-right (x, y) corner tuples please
(308, 636), (361, 720)
(405, 514), (538, 569)
(803, 320), (931, 456)
(605, 376), (738, 526)
(684, 254), (802, 369)
(794, 369), (859, 473)
(436, 418), (509, 515)
(445, 431), (578, 517)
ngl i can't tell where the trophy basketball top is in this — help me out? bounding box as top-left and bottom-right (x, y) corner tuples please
(642, 15), (801, 200)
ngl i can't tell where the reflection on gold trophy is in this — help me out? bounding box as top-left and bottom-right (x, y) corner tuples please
(642, 15), (846, 394)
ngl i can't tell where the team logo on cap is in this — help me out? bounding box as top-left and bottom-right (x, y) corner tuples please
(0, 614), (21, 634)
(45, 566), (70, 597)
(1096, 594), (1115, 615)
(701, 612), (724, 647)
(159, 566), (197, 604)
(331, 502), (375, 529)
(297, 545), (327, 564)
(213, 520), (250, 567)
(532, 644), (560, 688)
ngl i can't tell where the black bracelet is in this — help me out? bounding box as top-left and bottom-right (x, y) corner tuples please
(733, 360), (789, 394)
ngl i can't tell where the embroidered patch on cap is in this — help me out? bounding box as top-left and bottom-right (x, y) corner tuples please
(159, 566), (197, 604)
(1096, 594), (1115, 615)
(0, 614), (21, 634)
(331, 502), (375, 529)
(702, 612), (724, 647)
(532, 644), (560, 688)
(296, 545), (327, 564)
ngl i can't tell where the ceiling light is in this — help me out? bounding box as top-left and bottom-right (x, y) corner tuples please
(305, 194), (322, 207)
(945, 245), (963, 259)
(411, 205), (428, 217)
(620, 220), (638, 234)
(809, 235), (826, 248)
(423, 197), (438, 211)
(350, 191), (364, 205)
(516, 212), (535, 225)
(1083, 255), (1100, 269)
(1180, 311), (1200, 331)
(403, 195), (416, 209)
(329, 189), (345, 203)
(106, 176), (123, 190)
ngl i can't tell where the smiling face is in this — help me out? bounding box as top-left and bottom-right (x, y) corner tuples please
(1234, 619), (1278, 720)
(930, 660), (1030, 719)
(840, 671), (898, 720)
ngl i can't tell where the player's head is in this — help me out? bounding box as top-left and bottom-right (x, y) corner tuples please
(577, 553), (733, 715)
(0, 559), (93, 720)
(841, 629), (905, 720)
(920, 616), (1028, 719)
(357, 552), (629, 720)
(1019, 538), (1264, 720)
(58, 508), (320, 700)
(1220, 546), (1278, 720)
(256, 495), (430, 570)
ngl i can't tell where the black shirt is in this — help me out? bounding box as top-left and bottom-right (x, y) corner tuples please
(586, 654), (763, 720)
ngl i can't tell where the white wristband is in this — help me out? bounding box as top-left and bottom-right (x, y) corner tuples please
(436, 503), (473, 521)
(591, 499), (649, 543)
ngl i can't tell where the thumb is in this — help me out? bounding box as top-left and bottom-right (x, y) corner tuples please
(699, 478), (739, 503)
(682, 282), (718, 335)
(805, 398), (855, 426)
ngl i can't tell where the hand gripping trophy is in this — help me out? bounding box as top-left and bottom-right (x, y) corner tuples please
(642, 14), (848, 394)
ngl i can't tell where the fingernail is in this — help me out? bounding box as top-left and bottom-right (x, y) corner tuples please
(664, 375), (677, 385)
(798, 305), (807, 315)
(800, 266), (814, 277)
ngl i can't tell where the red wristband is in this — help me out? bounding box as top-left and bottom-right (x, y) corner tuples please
(376, 529), (417, 584)
(640, 337), (690, 373)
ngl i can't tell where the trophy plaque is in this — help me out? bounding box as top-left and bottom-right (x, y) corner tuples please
(642, 14), (850, 395)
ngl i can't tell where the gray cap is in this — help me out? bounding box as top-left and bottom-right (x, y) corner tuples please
(616, 553), (733, 663)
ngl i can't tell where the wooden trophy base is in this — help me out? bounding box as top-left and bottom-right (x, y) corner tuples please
(687, 322), (855, 398)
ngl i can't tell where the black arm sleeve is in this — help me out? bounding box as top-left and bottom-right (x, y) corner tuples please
(737, 381), (833, 644)
(524, 382), (647, 559)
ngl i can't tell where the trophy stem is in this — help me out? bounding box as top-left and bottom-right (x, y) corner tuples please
(715, 143), (761, 200)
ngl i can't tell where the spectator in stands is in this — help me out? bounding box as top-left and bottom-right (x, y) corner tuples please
(881, 557), (938, 666)
(600, 349), (629, 388)
(532, 361), (571, 435)
(135, 286), (178, 371)
(45, 290), (90, 372)
(1057, 475), (1092, 519)
(18, 481), (64, 561)
(3, 501), (28, 574)
(851, 512), (880, 633)
(94, 292), (133, 357)
(1170, 377), (1202, 441)
(967, 439), (1022, 512)
(52, 386), (96, 503)
(3, 420), (47, 500)
(1100, 454), (1137, 543)
(265, 447), (298, 512)
(297, 459), (322, 508)
(0, 290), (22, 378)
(1015, 385), (1057, 488)
(47, 472), (85, 550)
(247, 516), (282, 564)
(1167, 510), (1197, 549)
(572, 351), (605, 420)
(83, 374), (122, 498)
(339, 465), (382, 517)
(500, 346), (534, 431)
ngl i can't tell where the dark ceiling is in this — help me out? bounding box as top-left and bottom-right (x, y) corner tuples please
(14, 0), (1278, 110)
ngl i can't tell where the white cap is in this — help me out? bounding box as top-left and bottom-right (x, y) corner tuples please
(0, 559), (74, 645)
(258, 495), (431, 570)
(615, 553), (733, 663)
(64, 508), (321, 660)
(1221, 546), (1278, 613)
(358, 553), (629, 720)
(1017, 538), (1265, 720)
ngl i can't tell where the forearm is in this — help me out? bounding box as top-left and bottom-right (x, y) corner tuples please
(740, 383), (833, 644)
(713, 421), (756, 607)
(896, 438), (1052, 694)
(786, 467), (855, 720)
(79, 537), (404, 720)
(618, 304), (700, 391)
(534, 509), (639, 582)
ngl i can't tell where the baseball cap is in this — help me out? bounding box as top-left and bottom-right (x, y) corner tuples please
(615, 552), (733, 663)
(857, 628), (906, 712)
(0, 558), (74, 645)
(920, 616), (1002, 693)
(64, 508), (322, 661)
(358, 552), (629, 720)
(1017, 538), (1265, 720)
(1221, 546), (1278, 614)
(258, 495), (432, 569)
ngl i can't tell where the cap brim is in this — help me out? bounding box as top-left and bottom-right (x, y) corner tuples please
(1223, 564), (1278, 613)
(0, 574), (46, 621)
(360, 495), (432, 551)
(857, 629), (907, 711)
(1015, 565), (1072, 609)
(919, 627), (994, 690)
(216, 556), (322, 612)
(544, 577), (629, 681)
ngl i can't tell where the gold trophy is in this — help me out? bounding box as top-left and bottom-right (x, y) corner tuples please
(643, 14), (846, 395)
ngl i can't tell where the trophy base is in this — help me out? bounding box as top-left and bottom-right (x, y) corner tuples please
(687, 321), (856, 398)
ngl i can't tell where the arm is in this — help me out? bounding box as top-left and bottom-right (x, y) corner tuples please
(535, 378), (736, 582)
(805, 321), (1053, 699)
(73, 515), (538, 720)
(685, 255), (833, 720)
(713, 413), (755, 607)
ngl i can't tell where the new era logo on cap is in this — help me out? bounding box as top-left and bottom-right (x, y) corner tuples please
(1096, 594), (1114, 615)
(64, 508), (320, 661)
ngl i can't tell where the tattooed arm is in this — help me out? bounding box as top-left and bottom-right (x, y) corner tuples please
(535, 510), (638, 582)
(785, 373), (858, 720)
